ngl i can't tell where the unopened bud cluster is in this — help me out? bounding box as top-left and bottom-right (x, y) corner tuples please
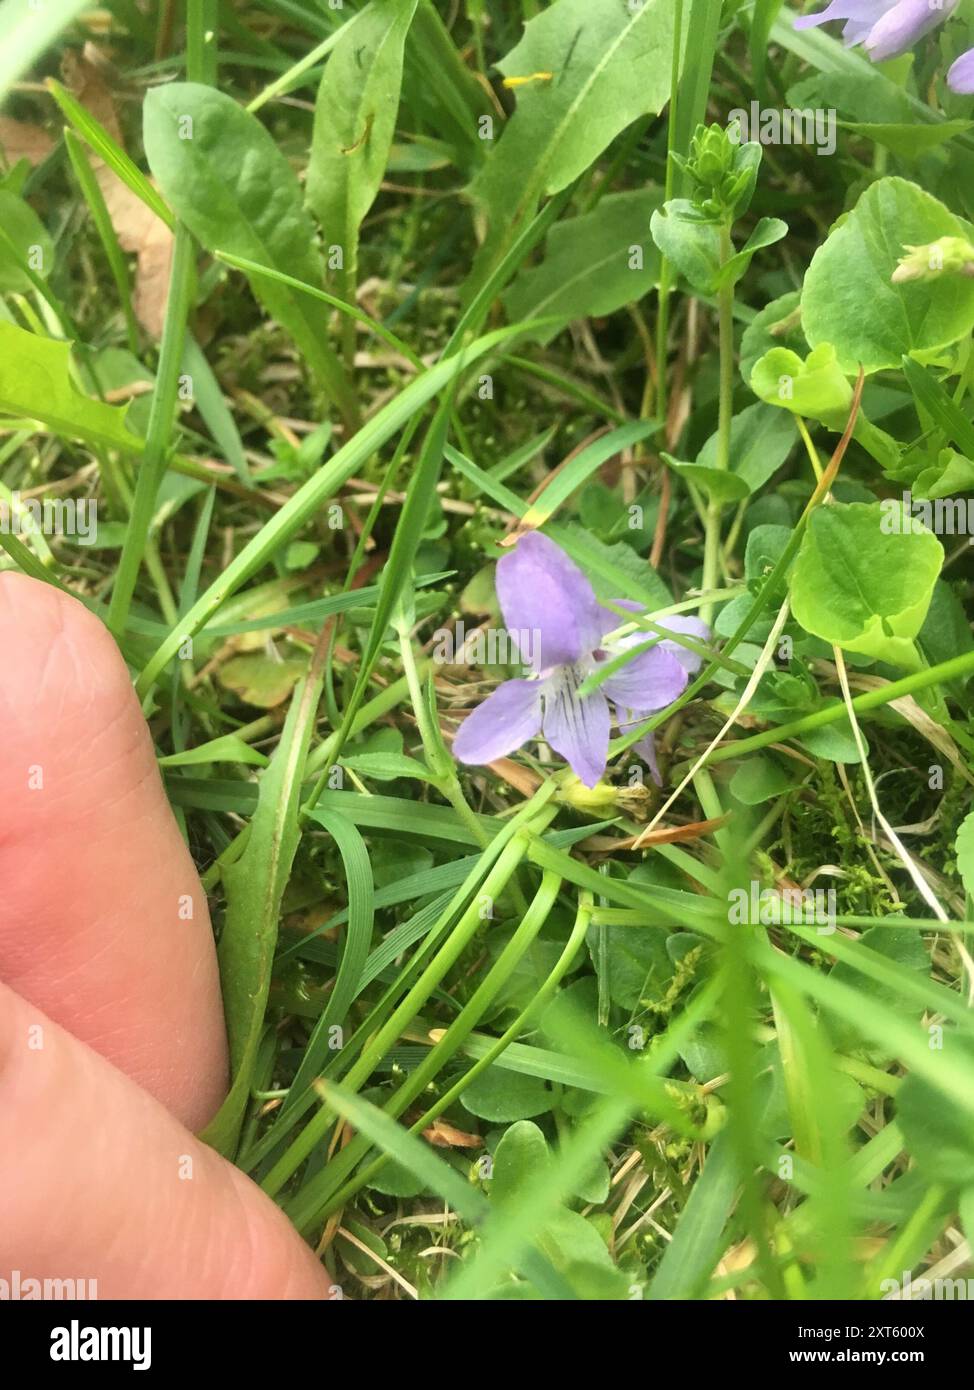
(673, 122), (757, 223)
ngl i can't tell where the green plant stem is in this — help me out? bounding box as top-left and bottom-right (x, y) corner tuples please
(246, 25), (346, 113)
(397, 623), (490, 849)
(701, 222), (735, 628)
(108, 224), (194, 635)
(655, 0), (684, 426)
(704, 647), (974, 765)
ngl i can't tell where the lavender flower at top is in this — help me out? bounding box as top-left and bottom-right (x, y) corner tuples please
(452, 532), (707, 788)
(948, 47), (974, 93)
(795, 0), (958, 63)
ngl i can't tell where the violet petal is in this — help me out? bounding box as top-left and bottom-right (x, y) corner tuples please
(600, 644), (688, 712)
(864, 0), (957, 62)
(948, 46), (974, 93)
(633, 732), (663, 787)
(496, 533), (601, 671)
(453, 677), (543, 768)
(794, 0), (892, 38)
(542, 671), (610, 788)
(654, 615), (711, 674)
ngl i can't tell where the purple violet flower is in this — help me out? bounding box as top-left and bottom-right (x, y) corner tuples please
(948, 46), (974, 92)
(795, 0), (958, 62)
(452, 532), (708, 789)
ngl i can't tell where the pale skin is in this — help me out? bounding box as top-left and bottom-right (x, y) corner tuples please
(0, 572), (332, 1299)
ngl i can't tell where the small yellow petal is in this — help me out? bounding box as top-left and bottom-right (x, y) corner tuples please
(502, 71), (554, 89)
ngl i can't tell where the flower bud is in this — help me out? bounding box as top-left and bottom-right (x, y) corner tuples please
(891, 236), (974, 284)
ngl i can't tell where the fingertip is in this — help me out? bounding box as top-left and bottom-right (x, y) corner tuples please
(0, 573), (227, 1131)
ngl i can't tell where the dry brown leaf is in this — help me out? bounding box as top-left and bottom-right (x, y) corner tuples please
(421, 1120), (483, 1150)
(62, 47), (174, 337)
(0, 117), (54, 167)
(61, 46), (122, 142)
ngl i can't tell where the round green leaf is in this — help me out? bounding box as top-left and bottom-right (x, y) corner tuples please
(801, 177), (974, 373)
(460, 1066), (556, 1123)
(790, 501), (943, 668)
(0, 189), (52, 291)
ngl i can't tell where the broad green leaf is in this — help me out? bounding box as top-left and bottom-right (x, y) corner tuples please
(0, 189), (52, 290)
(664, 402), (794, 504)
(912, 449), (974, 499)
(218, 652), (306, 708)
(590, 922), (672, 1012)
(504, 189), (663, 343)
(697, 401), (796, 495)
(918, 578), (974, 680)
(788, 67), (932, 123)
(158, 734), (269, 769)
(202, 666), (325, 1156)
(801, 177), (974, 374)
(0, 0), (89, 102)
(281, 810), (375, 1114)
(790, 501), (944, 669)
(744, 524), (794, 593)
(798, 724), (863, 764)
(729, 755), (796, 805)
(0, 322), (143, 453)
(341, 751), (435, 783)
(651, 198), (785, 295)
(307, 0), (418, 271)
(720, 216), (788, 288)
(460, 1065), (557, 1122)
(489, 1124), (618, 1293)
(490, 1120), (550, 1206)
(663, 457), (750, 503)
(739, 289), (805, 384)
(750, 342), (852, 428)
(650, 200), (721, 294)
(142, 83), (356, 426)
(956, 811), (974, 902)
(897, 1036), (974, 1188)
(468, 0), (680, 275)
(838, 119), (973, 160)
